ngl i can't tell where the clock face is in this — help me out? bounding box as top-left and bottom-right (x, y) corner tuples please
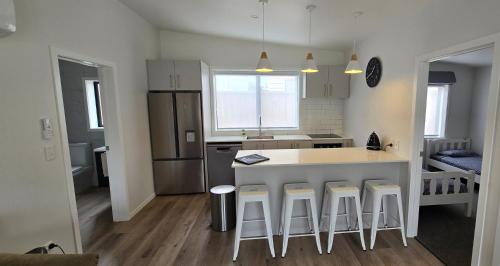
(366, 57), (382, 88)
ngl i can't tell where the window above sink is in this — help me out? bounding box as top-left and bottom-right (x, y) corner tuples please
(212, 70), (300, 131)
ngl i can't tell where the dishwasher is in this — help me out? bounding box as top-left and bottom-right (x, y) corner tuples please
(207, 143), (242, 188)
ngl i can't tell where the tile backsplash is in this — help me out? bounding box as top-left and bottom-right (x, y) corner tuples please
(298, 98), (344, 135)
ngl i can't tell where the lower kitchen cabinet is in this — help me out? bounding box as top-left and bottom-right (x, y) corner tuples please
(277, 140), (312, 149)
(242, 141), (278, 150)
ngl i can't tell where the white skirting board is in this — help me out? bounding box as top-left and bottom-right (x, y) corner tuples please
(128, 193), (156, 220)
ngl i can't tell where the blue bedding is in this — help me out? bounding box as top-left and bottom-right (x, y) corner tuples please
(431, 154), (482, 175)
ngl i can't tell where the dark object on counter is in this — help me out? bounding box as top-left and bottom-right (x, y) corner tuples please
(234, 154), (269, 165)
(367, 132), (382, 150)
(210, 185), (236, 232)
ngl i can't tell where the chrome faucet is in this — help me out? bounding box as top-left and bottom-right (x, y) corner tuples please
(258, 116), (262, 137)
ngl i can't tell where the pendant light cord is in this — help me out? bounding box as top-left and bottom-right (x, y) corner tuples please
(262, 2), (265, 51)
(308, 7), (312, 47)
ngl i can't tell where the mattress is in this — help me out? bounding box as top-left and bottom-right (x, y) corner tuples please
(430, 154), (482, 175)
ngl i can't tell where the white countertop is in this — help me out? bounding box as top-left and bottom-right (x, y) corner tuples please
(232, 147), (407, 168)
(205, 134), (352, 143)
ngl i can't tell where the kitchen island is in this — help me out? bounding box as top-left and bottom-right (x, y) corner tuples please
(232, 147), (409, 237)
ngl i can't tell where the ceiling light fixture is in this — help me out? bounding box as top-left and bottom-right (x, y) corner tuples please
(345, 11), (364, 74)
(301, 4), (319, 73)
(256, 0), (272, 72)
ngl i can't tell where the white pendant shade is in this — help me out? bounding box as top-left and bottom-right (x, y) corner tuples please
(345, 53), (363, 74)
(256, 51), (273, 72)
(301, 52), (318, 73)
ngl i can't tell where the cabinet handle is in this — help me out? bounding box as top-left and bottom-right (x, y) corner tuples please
(169, 75), (174, 89)
(176, 74), (180, 89)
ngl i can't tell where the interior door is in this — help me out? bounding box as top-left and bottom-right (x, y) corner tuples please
(173, 61), (202, 91)
(147, 60), (175, 91)
(148, 93), (177, 159)
(305, 65), (329, 98)
(176, 92), (203, 158)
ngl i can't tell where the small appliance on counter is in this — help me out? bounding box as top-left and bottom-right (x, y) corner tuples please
(366, 131), (382, 150)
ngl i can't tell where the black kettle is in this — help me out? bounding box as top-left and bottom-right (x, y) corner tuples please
(366, 132), (381, 150)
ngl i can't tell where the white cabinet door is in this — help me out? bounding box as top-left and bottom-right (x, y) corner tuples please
(174, 61), (202, 91)
(147, 60), (175, 91)
(305, 65), (329, 98)
(329, 65), (350, 99)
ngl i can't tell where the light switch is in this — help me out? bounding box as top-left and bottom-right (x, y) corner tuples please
(44, 145), (56, 161)
(40, 117), (54, 140)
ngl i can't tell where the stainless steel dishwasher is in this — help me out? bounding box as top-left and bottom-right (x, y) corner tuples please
(207, 143), (242, 188)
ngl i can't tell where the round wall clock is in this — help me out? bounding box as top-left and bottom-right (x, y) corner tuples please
(366, 57), (382, 88)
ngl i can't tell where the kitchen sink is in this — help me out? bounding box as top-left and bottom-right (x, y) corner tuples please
(247, 135), (274, 140)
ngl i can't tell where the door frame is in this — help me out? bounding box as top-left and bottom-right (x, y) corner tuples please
(407, 33), (500, 265)
(49, 46), (130, 253)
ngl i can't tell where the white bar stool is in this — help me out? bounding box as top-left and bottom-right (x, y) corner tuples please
(279, 183), (322, 257)
(360, 180), (407, 249)
(233, 185), (275, 261)
(320, 181), (366, 253)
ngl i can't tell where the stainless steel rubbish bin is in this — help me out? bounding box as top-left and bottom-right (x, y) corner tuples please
(210, 185), (236, 232)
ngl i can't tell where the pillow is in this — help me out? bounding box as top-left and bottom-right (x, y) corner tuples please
(437, 149), (474, 157)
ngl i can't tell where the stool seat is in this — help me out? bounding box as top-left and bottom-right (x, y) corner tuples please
(284, 183), (314, 196)
(326, 182), (360, 196)
(239, 185), (269, 197)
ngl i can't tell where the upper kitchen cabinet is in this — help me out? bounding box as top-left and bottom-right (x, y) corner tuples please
(305, 65), (349, 99)
(147, 59), (205, 91)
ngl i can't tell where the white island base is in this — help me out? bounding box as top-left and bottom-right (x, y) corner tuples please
(232, 148), (409, 237)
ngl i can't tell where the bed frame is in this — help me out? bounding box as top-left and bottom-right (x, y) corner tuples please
(424, 138), (480, 184)
(420, 171), (475, 217)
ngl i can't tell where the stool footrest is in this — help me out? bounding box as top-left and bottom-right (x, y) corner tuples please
(287, 233), (316, 238)
(242, 219), (265, 223)
(332, 229), (363, 234)
(240, 236), (269, 241)
(375, 226), (402, 231)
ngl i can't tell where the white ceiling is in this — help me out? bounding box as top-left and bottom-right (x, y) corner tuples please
(119, 0), (431, 50)
(440, 47), (494, 67)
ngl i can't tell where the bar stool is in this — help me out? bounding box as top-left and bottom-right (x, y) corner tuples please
(233, 185), (275, 261)
(279, 183), (322, 257)
(360, 180), (407, 249)
(320, 181), (366, 253)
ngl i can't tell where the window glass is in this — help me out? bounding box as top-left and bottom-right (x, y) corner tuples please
(84, 79), (104, 129)
(424, 85), (448, 137)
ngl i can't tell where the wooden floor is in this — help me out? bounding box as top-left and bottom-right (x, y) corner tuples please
(76, 187), (113, 251)
(85, 193), (443, 266)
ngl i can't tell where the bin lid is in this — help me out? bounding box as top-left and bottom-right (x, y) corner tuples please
(210, 185), (236, 194)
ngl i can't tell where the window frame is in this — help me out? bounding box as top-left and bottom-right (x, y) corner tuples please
(211, 69), (302, 132)
(82, 78), (104, 131)
(424, 84), (449, 138)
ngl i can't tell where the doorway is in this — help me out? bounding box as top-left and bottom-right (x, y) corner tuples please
(407, 34), (500, 266)
(415, 47), (493, 265)
(58, 58), (113, 251)
(50, 47), (130, 253)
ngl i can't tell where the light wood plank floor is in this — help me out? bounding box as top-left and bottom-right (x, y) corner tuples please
(85, 193), (443, 266)
(76, 187), (113, 251)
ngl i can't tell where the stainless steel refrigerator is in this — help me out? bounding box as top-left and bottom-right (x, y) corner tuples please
(148, 92), (205, 195)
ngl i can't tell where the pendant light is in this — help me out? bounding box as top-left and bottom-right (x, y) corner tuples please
(301, 4), (319, 73)
(256, 0), (272, 72)
(345, 12), (363, 74)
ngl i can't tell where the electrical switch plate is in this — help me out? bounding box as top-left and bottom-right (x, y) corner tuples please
(44, 145), (56, 161)
(40, 117), (54, 140)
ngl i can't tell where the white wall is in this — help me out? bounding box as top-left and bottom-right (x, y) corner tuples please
(161, 30), (346, 136)
(469, 66), (492, 154)
(429, 62), (475, 139)
(343, 0), (500, 264)
(0, 0), (159, 253)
